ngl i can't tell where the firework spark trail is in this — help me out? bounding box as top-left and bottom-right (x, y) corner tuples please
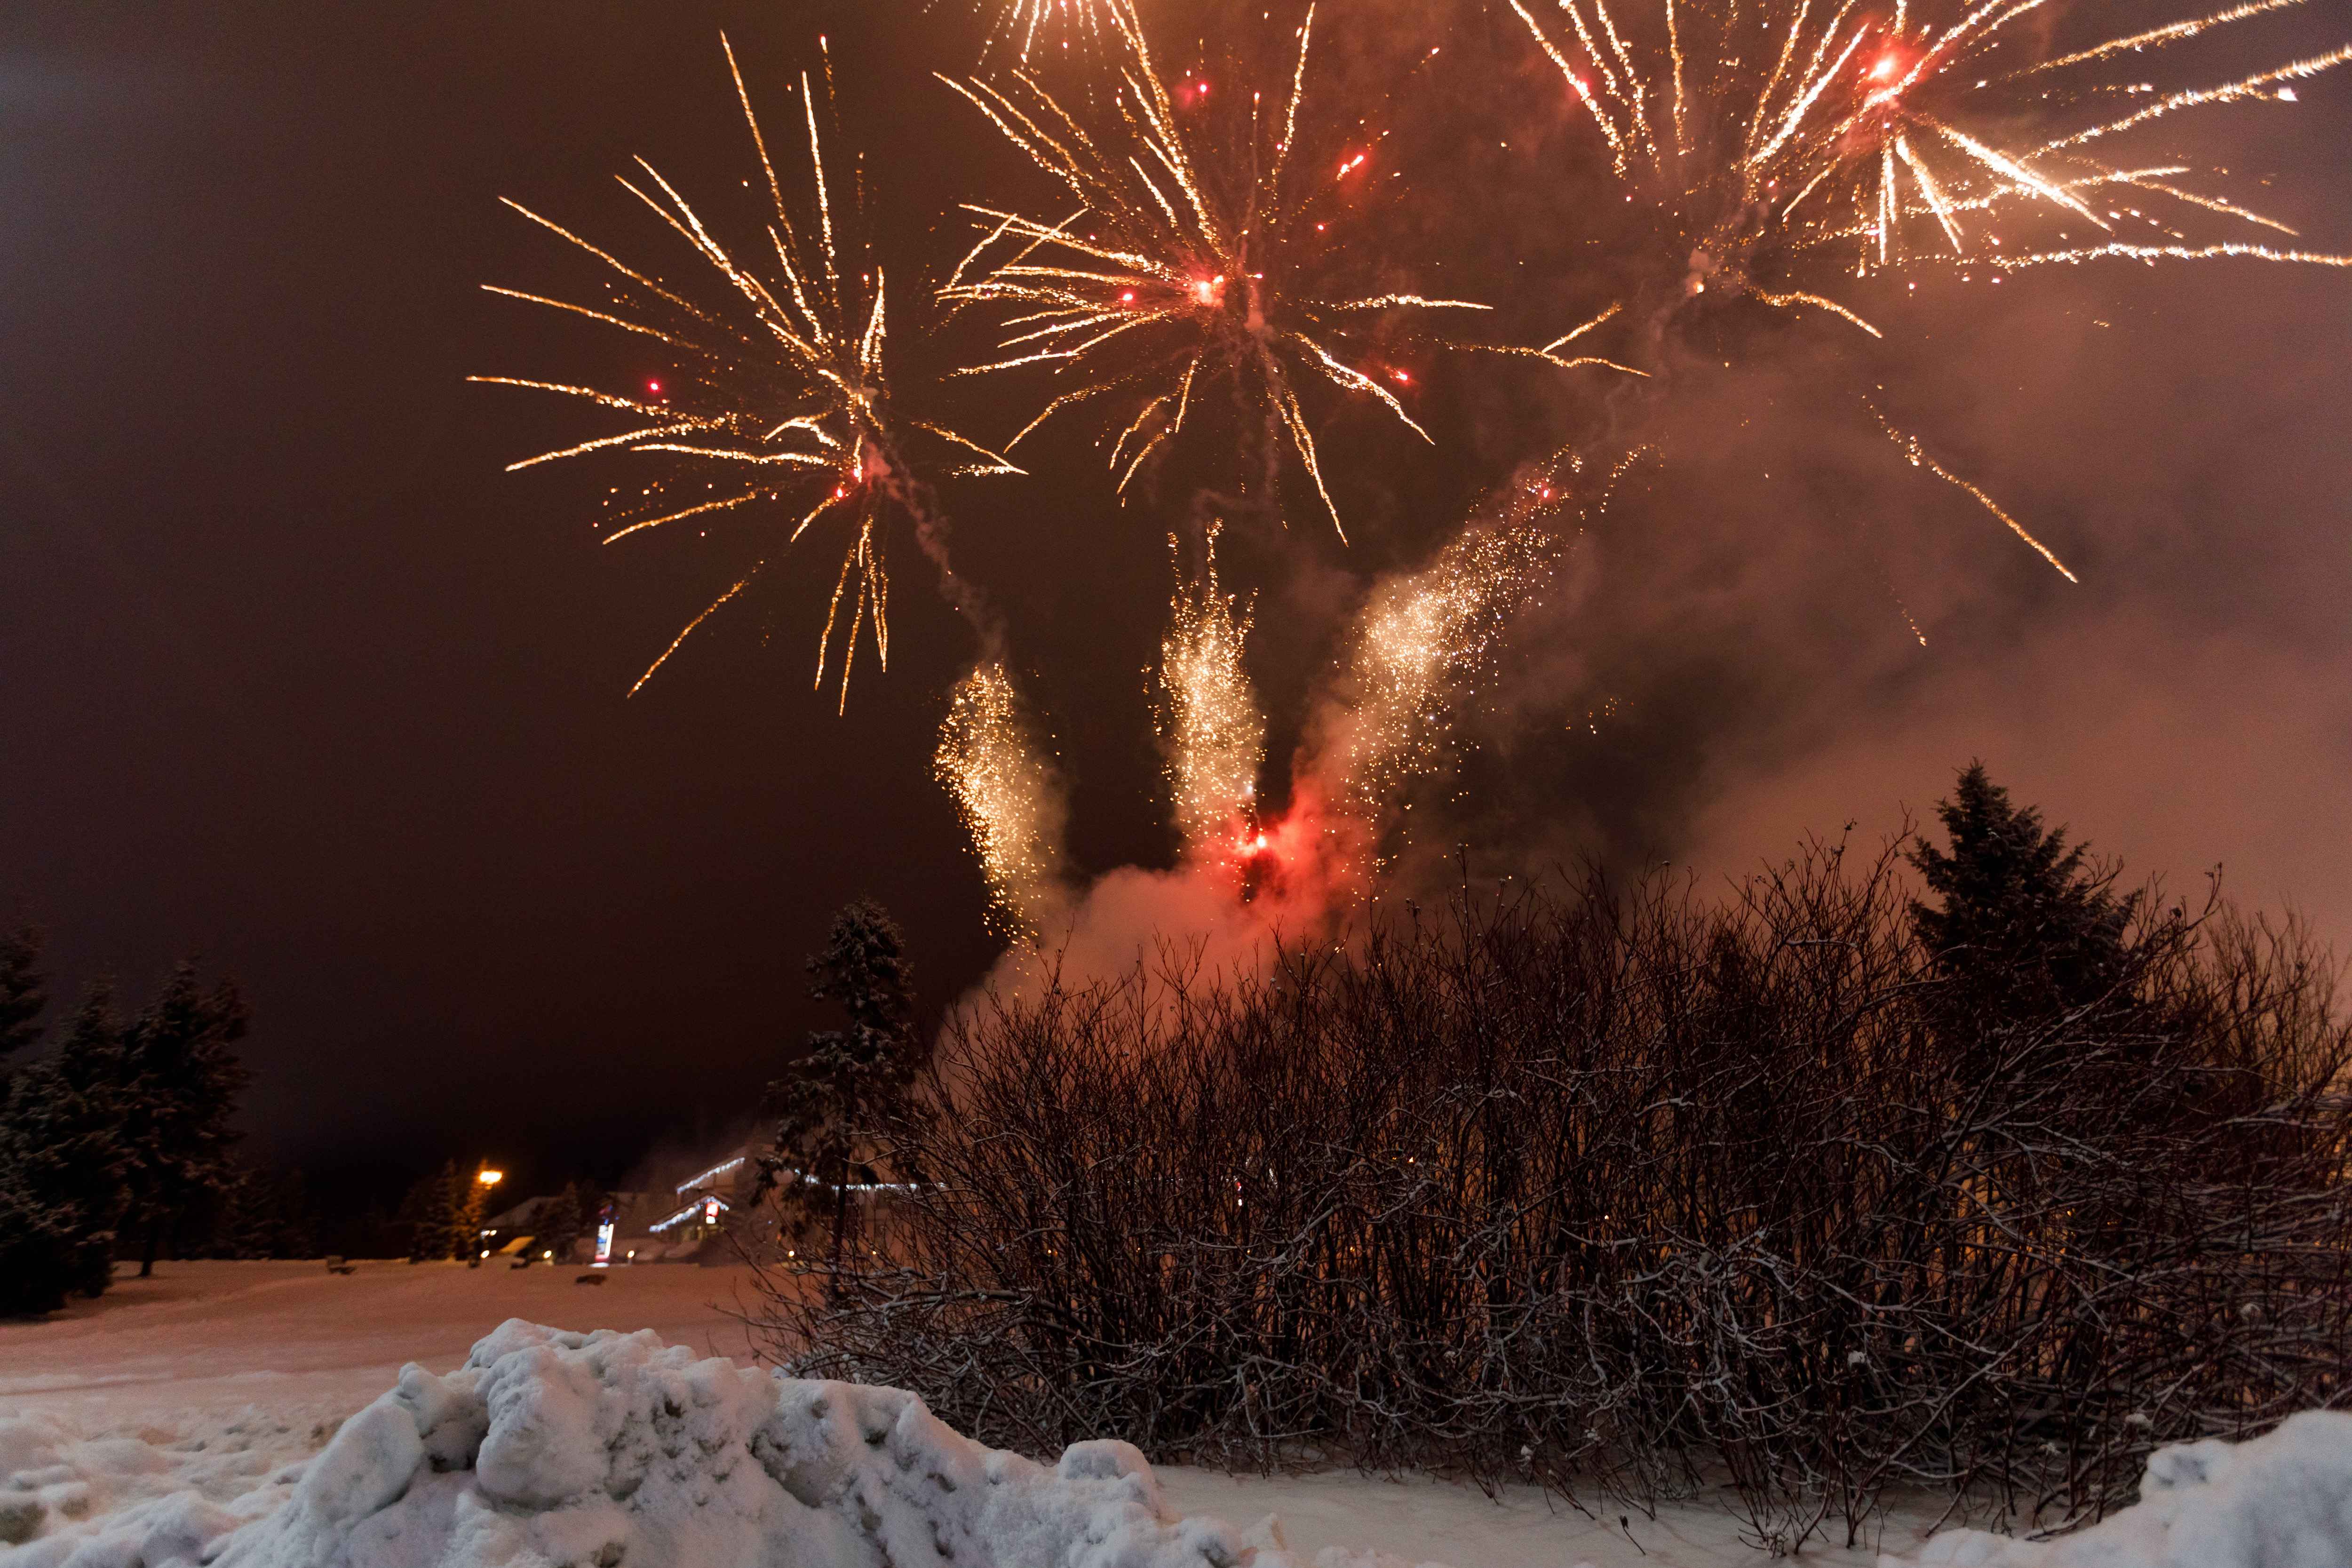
(1156, 524), (1266, 859)
(938, 0), (1549, 539)
(475, 37), (1017, 712)
(1871, 406), (2079, 583)
(1507, 0), (2351, 315)
(935, 661), (1070, 938)
(1309, 525), (1556, 835)
(1989, 242), (2352, 269)
(2018, 0), (2312, 76)
(976, 0), (1110, 64)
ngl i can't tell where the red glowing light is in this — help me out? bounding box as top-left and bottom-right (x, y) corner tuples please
(1869, 54), (1899, 80)
(1391, 369), (1411, 384)
(647, 379), (663, 395)
(1120, 290), (1136, 303)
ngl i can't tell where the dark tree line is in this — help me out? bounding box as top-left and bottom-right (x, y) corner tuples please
(0, 932), (257, 1315)
(758, 769), (2352, 1551)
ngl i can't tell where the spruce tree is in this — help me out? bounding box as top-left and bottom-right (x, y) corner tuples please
(0, 925), (45, 1066)
(209, 1164), (317, 1259)
(401, 1162), (459, 1262)
(112, 966), (252, 1277)
(761, 901), (923, 1285)
(0, 988), (131, 1313)
(533, 1184), (589, 1262)
(264, 1168), (318, 1258)
(1909, 764), (2136, 1045)
(447, 1165), (491, 1260)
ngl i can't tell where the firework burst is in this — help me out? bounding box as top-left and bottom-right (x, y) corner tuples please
(938, 0), (1518, 540)
(1154, 523), (1266, 860)
(1510, 0), (2350, 322)
(475, 37), (1017, 712)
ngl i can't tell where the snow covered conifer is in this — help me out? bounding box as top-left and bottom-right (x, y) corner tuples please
(111, 965), (251, 1277)
(0, 924), (45, 1066)
(447, 1162), (493, 1259)
(0, 987), (131, 1313)
(400, 1161), (460, 1262)
(532, 1182), (589, 1262)
(761, 900), (922, 1285)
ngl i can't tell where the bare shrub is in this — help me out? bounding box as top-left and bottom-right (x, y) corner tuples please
(753, 841), (2352, 1552)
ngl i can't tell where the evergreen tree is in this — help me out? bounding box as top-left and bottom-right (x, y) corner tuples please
(0, 988), (131, 1314)
(1909, 764), (2137, 1035)
(263, 1168), (319, 1258)
(210, 1164), (318, 1259)
(400, 1162), (460, 1262)
(448, 1165), (491, 1261)
(533, 1183), (590, 1263)
(761, 901), (923, 1285)
(0, 925), (45, 1066)
(111, 966), (252, 1277)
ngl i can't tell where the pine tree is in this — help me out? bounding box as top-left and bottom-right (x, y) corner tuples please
(761, 901), (923, 1286)
(533, 1183), (589, 1263)
(1909, 764), (2137, 1038)
(264, 1168), (318, 1258)
(400, 1162), (459, 1263)
(0, 925), (45, 1066)
(0, 988), (131, 1314)
(209, 1164), (318, 1259)
(111, 965), (252, 1277)
(448, 1166), (491, 1261)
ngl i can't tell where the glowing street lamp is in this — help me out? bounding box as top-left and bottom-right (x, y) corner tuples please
(477, 1169), (503, 1187)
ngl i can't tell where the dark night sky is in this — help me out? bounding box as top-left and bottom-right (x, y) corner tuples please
(4, 2), (2348, 1200)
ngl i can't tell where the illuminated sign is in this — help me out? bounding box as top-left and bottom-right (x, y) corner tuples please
(594, 1220), (614, 1264)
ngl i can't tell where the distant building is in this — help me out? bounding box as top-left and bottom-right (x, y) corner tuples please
(634, 1144), (909, 1265)
(642, 1149), (759, 1258)
(477, 1195), (555, 1257)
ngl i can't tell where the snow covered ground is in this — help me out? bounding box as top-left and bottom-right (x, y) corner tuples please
(0, 1260), (771, 1423)
(3, 1262), (2341, 1568)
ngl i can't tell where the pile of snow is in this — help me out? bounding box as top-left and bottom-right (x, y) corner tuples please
(4, 1317), (2344, 1568)
(1, 1320), (1436, 1568)
(1887, 1410), (2352, 1568)
(0, 1408), (320, 1565)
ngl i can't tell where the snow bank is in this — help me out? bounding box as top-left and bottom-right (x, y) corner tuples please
(0, 1408), (315, 1566)
(1887, 1411), (2352, 1568)
(0, 1321), (1440, 1568)
(8, 1319), (2342, 1568)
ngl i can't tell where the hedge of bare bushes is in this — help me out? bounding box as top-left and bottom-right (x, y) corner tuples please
(755, 843), (2352, 1551)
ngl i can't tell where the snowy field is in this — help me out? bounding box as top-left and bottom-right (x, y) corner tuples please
(2, 1262), (2341, 1568)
